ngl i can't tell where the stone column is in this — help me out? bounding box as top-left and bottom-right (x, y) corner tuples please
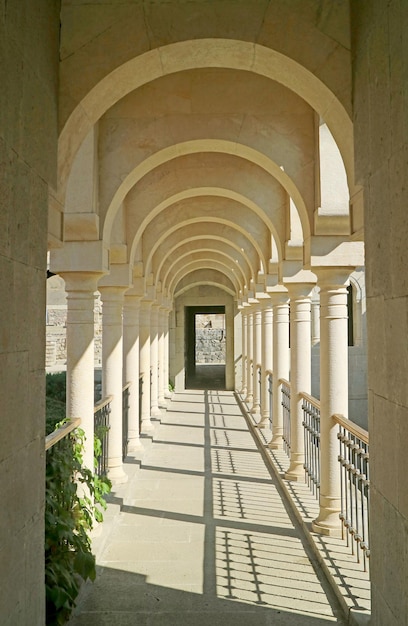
(257, 298), (273, 428)
(63, 272), (103, 475)
(251, 303), (262, 415)
(245, 307), (254, 404)
(139, 299), (154, 432)
(123, 292), (142, 452)
(100, 286), (128, 483)
(158, 307), (166, 408)
(240, 306), (248, 396)
(150, 304), (161, 417)
(285, 283), (314, 481)
(312, 269), (350, 536)
(268, 293), (290, 449)
(164, 308), (172, 398)
(311, 291), (320, 346)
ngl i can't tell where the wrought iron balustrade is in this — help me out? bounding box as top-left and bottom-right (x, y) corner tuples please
(334, 414), (370, 571)
(267, 371), (273, 426)
(94, 396), (112, 478)
(280, 378), (291, 454)
(301, 393), (321, 499)
(122, 383), (131, 460)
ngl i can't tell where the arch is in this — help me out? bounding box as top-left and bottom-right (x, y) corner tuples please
(162, 249), (246, 295)
(168, 259), (239, 298)
(58, 39), (353, 205)
(155, 239), (251, 289)
(106, 141), (308, 250)
(128, 185), (286, 266)
(141, 217), (268, 283)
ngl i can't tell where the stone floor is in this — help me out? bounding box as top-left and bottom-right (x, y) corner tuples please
(68, 390), (347, 626)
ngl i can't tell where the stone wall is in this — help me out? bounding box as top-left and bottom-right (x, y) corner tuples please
(195, 329), (226, 364)
(0, 2), (60, 624)
(352, 2), (408, 623)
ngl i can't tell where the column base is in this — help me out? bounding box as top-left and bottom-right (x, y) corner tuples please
(107, 464), (128, 485)
(250, 403), (260, 415)
(284, 461), (305, 482)
(127, 437), (144, 453)
(150, 406), (162, 417)
(141, 418), (155, 433)
(255, 416), (269, 429)
(311, 516), (342, 538)
(311, 497), (342, 537)
(244, 393), (253, 404)
(267, 435), (283, 449)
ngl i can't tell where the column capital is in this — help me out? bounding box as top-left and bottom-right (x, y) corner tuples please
(314, 267), (352, 289)
(284, 281), (316, 299)
(58, 270), (105, 293)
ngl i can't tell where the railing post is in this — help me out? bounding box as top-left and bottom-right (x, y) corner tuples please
(284, 282), (315, 481)
(312, 269), (350, 537)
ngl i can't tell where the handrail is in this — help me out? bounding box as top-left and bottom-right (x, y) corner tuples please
(122, 382), (131, 392)
(333, 413), (369, 444)
(45, 417), (81, 451)
(299, 391), (320, 411)
(94, 395), (113, 414)
(278, 377), (290, 387)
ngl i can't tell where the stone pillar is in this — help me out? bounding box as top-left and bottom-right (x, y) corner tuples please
(285, 283), (314, 481)
(311, 291), (320, 346)
(158, 307), (166, 407)
(123, 293), (142, 452)
(164, 309), (172, 398)
(245, 307), (254, 404)
(257, 298), (273, 428)
(312, 270), (350, 536)
(268, 293), (290, 449)
(139, 299), (154, 432)
(240, 307), (248, 396)
(150, 304), (161, 417)
(63, 272), (103, 474)
(100, 286), (128, 483)
(251, 303), (262, 415)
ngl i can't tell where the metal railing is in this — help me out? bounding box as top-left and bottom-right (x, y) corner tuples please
(280, 378), (291, 454)
(94, 395), (112, 477)
(267, 371), (273, 427)
(45, 417), (81, 451)
(301, 392), (321, 499)
(122, 383), (131, 460)
(335, 413), (370, 571)
(139, 374), (143, 431)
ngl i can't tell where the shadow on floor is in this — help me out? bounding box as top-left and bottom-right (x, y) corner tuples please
(186, 364), (226, 390)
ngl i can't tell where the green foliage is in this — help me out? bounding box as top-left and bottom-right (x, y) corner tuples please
(46, 372), (67, 405)
(45, 374), (112, 625)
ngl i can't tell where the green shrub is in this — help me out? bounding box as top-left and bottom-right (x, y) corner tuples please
(45, 374), (111, 624)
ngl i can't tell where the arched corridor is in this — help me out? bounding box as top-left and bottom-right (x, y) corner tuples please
(67, 391), (350, 626)
(3, 2), (408, 625)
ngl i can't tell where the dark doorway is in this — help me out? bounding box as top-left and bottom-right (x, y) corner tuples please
(185, 306), (226, 389)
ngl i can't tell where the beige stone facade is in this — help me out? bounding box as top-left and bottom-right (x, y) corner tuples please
(1, 1), (408, 624)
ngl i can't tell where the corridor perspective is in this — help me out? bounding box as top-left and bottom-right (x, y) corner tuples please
(68, 391), (345, 626)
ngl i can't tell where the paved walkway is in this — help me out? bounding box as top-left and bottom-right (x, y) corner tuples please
(68, 391), (346, 626)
